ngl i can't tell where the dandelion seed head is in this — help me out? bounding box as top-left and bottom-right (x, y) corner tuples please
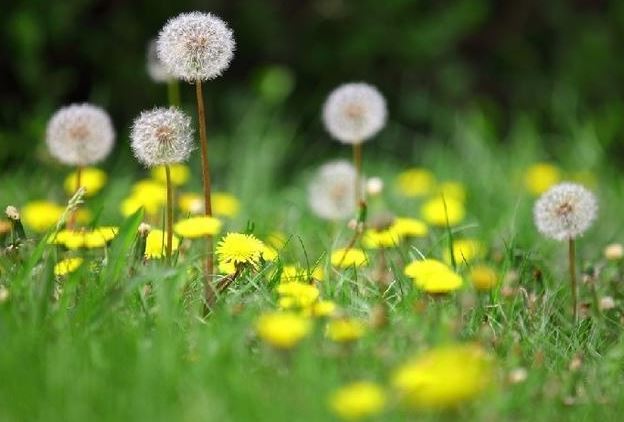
(533, 182), (598, 241)
(46, 103), (115, 166)
(322, 82), (387, 144)
(130, 107), (194, 167)
(156, 12), (235, 82)
(308, 160), (359, 220)
(146, 39), (173, 83)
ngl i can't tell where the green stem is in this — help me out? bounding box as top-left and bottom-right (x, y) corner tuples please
(569, 238), (577, 323)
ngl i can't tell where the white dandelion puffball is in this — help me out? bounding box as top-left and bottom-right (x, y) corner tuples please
(322, 82), (387, 144)
(533, 182), (598, 241)
(308, 160), (360, 220)
(156, 12), (235, 82)
(130, 107), (194, 167)
(46, 103), (115, 166)
(146, 39), (173, 83)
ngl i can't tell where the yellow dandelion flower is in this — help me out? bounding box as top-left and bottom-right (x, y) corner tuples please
(305, 300), (338, 318)
(437, 181), (466, 202)
(21, 201), (64, 232)
(64, 167), (107, 197)
(396, 168), (436, 197)
(523, 162), (561, 195)
(121, 195), (161, 217)
(331, 248), (368, 268)
(53, 257), (83, 277)
(469, 265), (498, 291)
(392, 344), (493, 409)
(404, 259), (450, 279)
(279, 265), (323, 283)
(213, 192), (240, 217)
(218, 260), (236, 275)
(145, 229), (180, 259)
(390, 217), (428, 238)
(277, 281), (320, 309)
(178, 192), (204, 215)
(260, 244), (279, 261)
(84, 226), (119, 248)
(404, 259), (463, 293)
(421, 197), (465, 227)
(326, 318), (366, 342)
(150, 164), (190, 186)
(124, 179), (167, 216)
(329, 381), (386, 421)
(444, 239), (484, 265)
(362, 229), (402, 249)
(216, 232), (265, 266)
(256, 312), (312, 349)
(174, 216), (222, 238)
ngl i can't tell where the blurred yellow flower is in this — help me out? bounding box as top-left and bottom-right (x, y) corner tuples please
(260, 245), (279, 262)
(523, 162), (560, 195)
(279, 265), (323, 283)
(390, 217), (428, 238)
(326, 318), (365, 342)
(178, 193), (204, 214)
(444, 239), (484, 265)
(256, 312), (311, 349)
(174, 216), (222, 238)
(469, 265), (498, 291)
(421, 197), (465, 227)
(48, 226), (118, 249)
(145, 229), (180, 259)
(120, 196), (161, 217)
(216, 232), (265, 267)
(331, 248), (368, 268)
(362, 229), (402, 249)
(21, 201), (64, 232)
(306, 300), (338, 318)
(213, 192), (240, 217)
(266, 231), (288, 249)
(404, 259), (463, 293)
(329, 382), (386, 420)
(121, 180), (167, 217)
(64, 167), (107, 197)
(437, 181), (466, 202)
(150, 164), (190, 186)
(392, 344), (493, 409)
(396, 168), (436, 197)
(277, 281), (320, 309)
(54, 257), (83, 277)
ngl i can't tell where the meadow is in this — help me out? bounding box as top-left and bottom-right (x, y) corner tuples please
(2, 9), (624, 422)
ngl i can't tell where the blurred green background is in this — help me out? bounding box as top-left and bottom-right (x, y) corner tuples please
(2, 0), (624, 168)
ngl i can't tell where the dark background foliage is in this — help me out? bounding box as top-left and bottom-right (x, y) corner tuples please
(2, 0), (624, 168)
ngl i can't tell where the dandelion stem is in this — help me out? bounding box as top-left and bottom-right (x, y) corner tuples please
(568, 238), (578, 323)
(194, 79), (216, 312)
(353, 143), (363, 206)
(165, 164), (174, 263)
(167, 80), (181, 107)
(68, 166), (82, 230)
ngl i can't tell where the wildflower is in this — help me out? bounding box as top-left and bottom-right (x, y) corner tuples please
(404, 259), (463, 293)
(277, 282), (320, 309)
(260, 244), (279, 262)
(151, 164), (190, 186)
(130, 107), (194, 167)
(329, 382), (386, 420)
(49, 227), (118, 249)
(421, 197), (465, 227)
(469, 265), (498, 291)
(54, 257), (84, 277)
(534, 182), (598, 241)
(322, 83), (387, 144)
(145, 229), (180, 259)
(326, 318), (365, 342)
(157, 12), (235, 82)
(437, 181), (466, 202)
(213, 192), (240, 217)
(174, 216), (222, 238)
(256, 312), (311, 349)
(390, 217), (428, 238)
(64, 167), (107, 197)
(362, 229), (402, 249)
(396, 168), (436, 197)
(331, 248), (368, 268)
(218, 260), (236, 275)
(21, 201), (64, 232)
(444, 239), (484, 265)
(308, 160), (358, 220)
(146, 39), (173, 82)
(216, 233), (265, 267)
(392, 344), (493, 409)
(524, 162), (561, 195)
(279, 265), (323, 283)
(366, 177), (384, 196)
(306, 300), (337, 318)
(45, 103), (115, 166)
(604, 243), (624, 261)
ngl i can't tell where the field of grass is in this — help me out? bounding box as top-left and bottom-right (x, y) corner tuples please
(2, 96), (624, 422)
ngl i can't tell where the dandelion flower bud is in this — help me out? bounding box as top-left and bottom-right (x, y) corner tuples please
(156, 12), (235, 82)
(322, 82), (387, 144)
(146, 39), (173, 83)
(308, 160), (359, 220)
(130, 107), (194, 167)
(533, 182), (598, 241)
(46, 103), (115, 166)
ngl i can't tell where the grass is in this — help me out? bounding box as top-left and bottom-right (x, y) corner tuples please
(1, 103), (624, 421)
